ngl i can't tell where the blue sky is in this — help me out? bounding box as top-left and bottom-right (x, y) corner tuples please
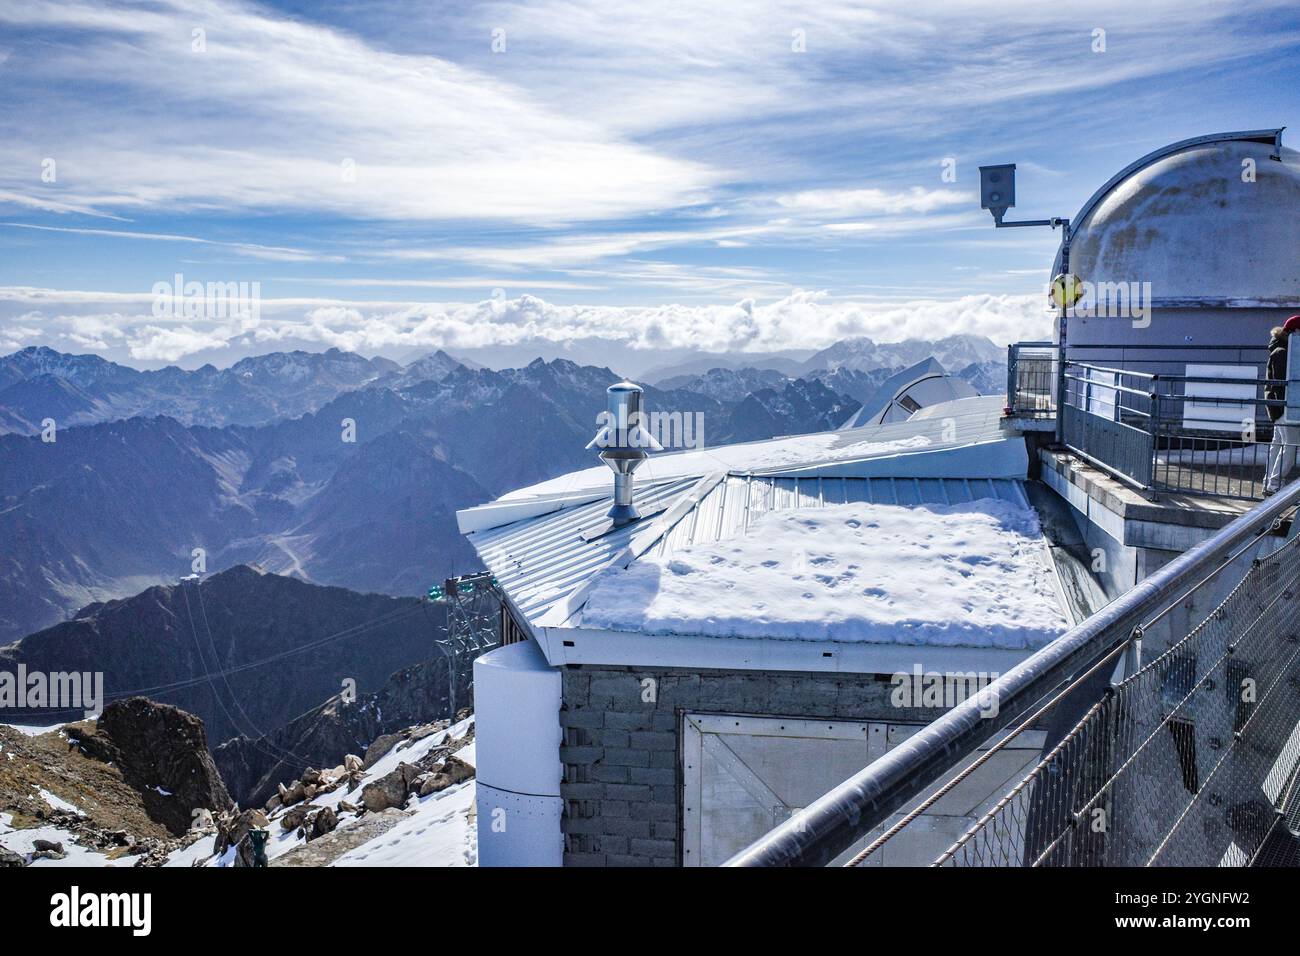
(1, 0), (1299, 365)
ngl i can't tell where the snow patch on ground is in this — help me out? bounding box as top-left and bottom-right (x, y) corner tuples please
(580, 498), (1069, 650)
(164, 716), (478, 868)
(0, 812), (132, 867)
(36, 787), (81, 814)
(333, 779), (476, 867)
(1, 721), (69, 737)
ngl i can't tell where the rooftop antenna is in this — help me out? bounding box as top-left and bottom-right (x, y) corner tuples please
(979, 162), (1074, 443)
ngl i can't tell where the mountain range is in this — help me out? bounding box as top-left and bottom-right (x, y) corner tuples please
(0, 337), (1003, 639)
(0, 346), (412, 434)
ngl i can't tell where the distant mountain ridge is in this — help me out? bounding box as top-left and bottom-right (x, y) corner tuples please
(0, 355), (716, 637)
(800, 334), (1004, 376)
(0, 346), (414, 434)
(0, 341), (999, 637)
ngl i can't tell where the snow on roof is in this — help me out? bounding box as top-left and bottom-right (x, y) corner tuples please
(489, 394), (1005, 506)
(458, 394), (1066, 662)
(577, 498), (1068, 650)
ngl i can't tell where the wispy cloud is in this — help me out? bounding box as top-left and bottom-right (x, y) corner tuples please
(773, 188), (973, 217)
(0, 0), (1296, 353)
(0, 222), (337, 262)
(0, 0), (716, 222)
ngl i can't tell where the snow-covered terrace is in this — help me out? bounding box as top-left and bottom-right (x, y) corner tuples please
(457, 396), (1072, 673)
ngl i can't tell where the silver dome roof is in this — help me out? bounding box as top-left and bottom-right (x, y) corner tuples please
(1057, 129), (1300, 307)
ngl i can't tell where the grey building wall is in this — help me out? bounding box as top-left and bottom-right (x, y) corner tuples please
(558, 664), (939, 867)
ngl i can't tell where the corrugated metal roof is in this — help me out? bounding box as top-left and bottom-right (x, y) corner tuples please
(469, 475), (699, 623)
(482, 394), (1009, 507)
(469, 470), (1029, 627)
(461, 394), (1037, 629)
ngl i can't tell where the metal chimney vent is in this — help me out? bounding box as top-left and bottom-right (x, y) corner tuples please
(586, 381), (662, 526)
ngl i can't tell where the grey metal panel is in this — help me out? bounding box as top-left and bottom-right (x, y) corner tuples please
(469, 475), (698, 620)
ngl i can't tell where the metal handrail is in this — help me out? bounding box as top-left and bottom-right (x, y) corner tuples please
(1066, 361), (1157, 380)
(724, 480), (1300, 866)
(1061, 375), (1157, 403)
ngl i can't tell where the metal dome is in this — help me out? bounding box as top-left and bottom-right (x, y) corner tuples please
(1059, 129), (1300, 307)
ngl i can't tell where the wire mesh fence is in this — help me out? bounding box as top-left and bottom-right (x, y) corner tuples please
(935, 531), (1300, 867)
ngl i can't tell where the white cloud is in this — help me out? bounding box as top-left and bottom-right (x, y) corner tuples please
(774, 187), (972, 216)
(0, 222), (336, 262)
(0, 286), (1051, 364)
(127, 325), (231, 362)
(5, 0), (1288, 234)
(0, 0), (716, 222)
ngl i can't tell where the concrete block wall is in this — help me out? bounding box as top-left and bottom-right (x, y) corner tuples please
(559, 665), (936, 867)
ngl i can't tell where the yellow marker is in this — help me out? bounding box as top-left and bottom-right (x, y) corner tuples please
(1050, 273), (1085, 308)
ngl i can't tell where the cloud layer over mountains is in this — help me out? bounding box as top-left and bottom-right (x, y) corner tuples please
(0, 288), (1049, 366)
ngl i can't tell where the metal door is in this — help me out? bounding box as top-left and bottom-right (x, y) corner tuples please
(682, 712), (1045, 867)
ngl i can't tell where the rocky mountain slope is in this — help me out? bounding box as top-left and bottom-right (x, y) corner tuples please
(215, 655), (458, 807)
(0, 566), (446, 751)
(717, 377), (862, 441)
(656, 366), (790, 401)
(800, 334), (1004, 376)
(0, 698), (232, 867)
(168, 714), (478, 868)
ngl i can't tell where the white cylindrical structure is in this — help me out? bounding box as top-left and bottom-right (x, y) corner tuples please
(473, 638), (563, 866)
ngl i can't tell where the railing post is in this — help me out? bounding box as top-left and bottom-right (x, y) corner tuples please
(1149, 388), (1160, 497)
(1006, 344), (1017, 415)
(1055, 330), (1068, 445)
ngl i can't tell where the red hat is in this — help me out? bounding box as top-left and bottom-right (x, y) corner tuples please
(1286, 315), (1300, 334)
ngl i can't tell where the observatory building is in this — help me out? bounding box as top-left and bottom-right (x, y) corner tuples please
(1059, 129), (1300, 369)
(458, 129), (1300, 868)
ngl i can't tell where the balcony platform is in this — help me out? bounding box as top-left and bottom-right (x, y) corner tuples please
(1001, 415), (1056, 433)
(1038, 446), (1257, 553)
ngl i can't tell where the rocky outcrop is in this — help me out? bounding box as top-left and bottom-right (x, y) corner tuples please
(81, 698), (233, 836)
(214, 807), (269, 867)
(216, 658), (460, 807)
(0, 845), (25, 867)
(357, 731), (475, 812)
(361, 763), (421, 812)
(308, 806), (338, 841)
(417, 756), (474, 797)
